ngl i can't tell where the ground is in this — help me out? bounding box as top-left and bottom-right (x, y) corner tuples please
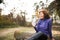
(0, 25), (60, 40)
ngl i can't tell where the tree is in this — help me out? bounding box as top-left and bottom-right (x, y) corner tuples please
(34, 1), (44, 18)
(55, 0), (60, 17)
(0, 9), (2, 16)
(48, 0), (60, 23)
(20, 11), (26, 26)
(48, 1), (55, 15)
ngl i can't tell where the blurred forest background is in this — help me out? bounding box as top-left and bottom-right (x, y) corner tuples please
(0, 0), (60, 28)
(0, 0), (60, 40)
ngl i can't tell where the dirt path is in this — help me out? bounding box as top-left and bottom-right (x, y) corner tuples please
(0, 27), (35, 37)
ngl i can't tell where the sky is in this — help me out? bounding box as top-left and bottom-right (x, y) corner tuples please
(0, 0), (54, 22)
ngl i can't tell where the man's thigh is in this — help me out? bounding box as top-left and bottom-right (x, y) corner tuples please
(27, 31), (48, 40)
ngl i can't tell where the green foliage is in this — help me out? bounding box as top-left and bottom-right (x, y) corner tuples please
(48, 1), (55, 13)
(0, 16), (16, 28)
(0, 12), (27, 28)
(48, 0), (60, 17)
(56, 9), (60, 17)
(16, 14), (26, 26)
(55, 0), (60, 17)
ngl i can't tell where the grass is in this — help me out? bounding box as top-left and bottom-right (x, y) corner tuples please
(0, 32), (14, 40)
(0, 26), (60, 40)
(0, 27), (35, 40)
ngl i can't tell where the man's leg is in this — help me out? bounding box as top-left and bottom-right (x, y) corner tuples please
(27, 31), (48, 40)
